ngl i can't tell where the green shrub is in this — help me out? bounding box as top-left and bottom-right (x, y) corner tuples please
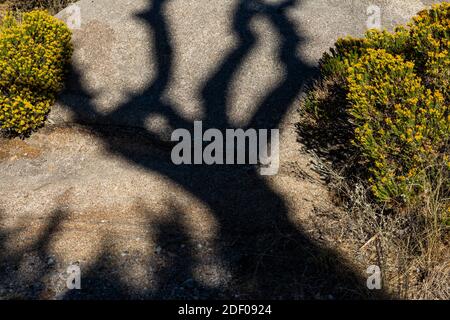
(302, 3), (449, 210)
(347, 48), (449, 203)
(4, 1), (73, 14)
(0, 10), (72, 136)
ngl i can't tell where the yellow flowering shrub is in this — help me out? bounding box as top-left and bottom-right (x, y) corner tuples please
(303, 3), (449, 208)
(0, 10), (72, 136)
(347, 48), (449, 203)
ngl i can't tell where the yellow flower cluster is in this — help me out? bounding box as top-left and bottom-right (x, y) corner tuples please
(347, 49), (449, 203)
(0, 10), (73, 136)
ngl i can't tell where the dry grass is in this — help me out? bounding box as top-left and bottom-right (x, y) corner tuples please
(299, 72), (449, 299)
(300, 123), (450, 299)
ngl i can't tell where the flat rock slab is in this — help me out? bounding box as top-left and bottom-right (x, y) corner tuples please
(0, 0), (442, 299)
(51, 0), (439, 135)
(0, 125), (335, 299)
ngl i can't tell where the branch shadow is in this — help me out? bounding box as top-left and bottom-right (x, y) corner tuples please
(0, 208), (69, 299)
(54, 0), (391, 299)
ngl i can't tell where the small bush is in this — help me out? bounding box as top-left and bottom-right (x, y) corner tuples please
(302, 3), (449, 210)
(299, 3), (450, 298)
(0, 10), (72, 136)
(347, 48), (449, 203)
(2, 1), (73, 14)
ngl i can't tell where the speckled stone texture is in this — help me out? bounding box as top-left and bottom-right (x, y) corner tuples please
(0, 0), (441, 299)
(51, 0), (437, 135)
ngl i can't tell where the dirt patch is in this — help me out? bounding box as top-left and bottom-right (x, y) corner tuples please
(0, 138), (42, 161)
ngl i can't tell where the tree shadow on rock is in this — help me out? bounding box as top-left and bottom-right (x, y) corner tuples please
(0, 208), (69, 299)
(57, 0), (391, 299)
(145, 205), (227, 300)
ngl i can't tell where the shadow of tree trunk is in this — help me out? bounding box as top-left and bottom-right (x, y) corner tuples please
(49, 0), (391, 299)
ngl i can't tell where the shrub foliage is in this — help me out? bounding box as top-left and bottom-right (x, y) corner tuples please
(303, 3), (449, 210)
(2, 1), (74, 14)
(0, 10), (72, 136)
